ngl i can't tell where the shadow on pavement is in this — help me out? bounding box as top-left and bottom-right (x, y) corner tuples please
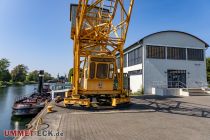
(132, 95), (210, 118)
(55, 95), (210, 118)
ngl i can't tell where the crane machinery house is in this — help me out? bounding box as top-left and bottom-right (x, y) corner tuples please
(117, 31), (209, 96)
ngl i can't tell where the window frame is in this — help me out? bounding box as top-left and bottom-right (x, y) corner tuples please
(108, 63), (114, 79)
(167, 47), (186, 60)
(89, 62), (96, 79)
(187, 48), (204, 61)
(146, 45), (166, 59)
(96, 63), (108, 79)
(128, 47), (142, 67)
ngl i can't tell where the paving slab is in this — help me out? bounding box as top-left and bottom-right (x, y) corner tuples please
(22, 96), (210, 140)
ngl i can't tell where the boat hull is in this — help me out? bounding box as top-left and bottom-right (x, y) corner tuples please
(12, 107), (43, 116)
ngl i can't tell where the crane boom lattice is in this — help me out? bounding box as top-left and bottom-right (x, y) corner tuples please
(65, 0), (134, 107)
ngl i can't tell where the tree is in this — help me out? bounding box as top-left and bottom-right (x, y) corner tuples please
(68, 68), (74, 82)
(1, 70), (11, 82)
(68, 68), (83, 83)
(26, 70), (39, 82)
(11, 64), (28, 82)
(206, 58), (210, 82)
(0, 58), (11, 82)
(44, 72), (54, 82)
(0, 58), (10, 71)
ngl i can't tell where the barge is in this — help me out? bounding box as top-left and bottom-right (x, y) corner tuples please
(12, 70), (51, 116)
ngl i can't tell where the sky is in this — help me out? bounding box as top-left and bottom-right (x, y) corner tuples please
(0, 0), (210, 77)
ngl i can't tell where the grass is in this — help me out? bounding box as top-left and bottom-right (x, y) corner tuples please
(130, 88), (144, 96)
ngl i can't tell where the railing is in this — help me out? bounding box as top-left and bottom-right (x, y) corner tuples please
(51, 83), (72, 91)
(168, 81), (187, 89)
(15, 96), (28, 102)
(152, 81), (187, 89)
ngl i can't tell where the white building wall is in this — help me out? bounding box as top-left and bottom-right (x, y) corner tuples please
(143, 32), (207, 95)
(122, 44), (143, 93)
(123, 64), (143, 93)
(123, 64), (143, 73)
(130, 75), (143, 93)
(143, 58), (207, 94)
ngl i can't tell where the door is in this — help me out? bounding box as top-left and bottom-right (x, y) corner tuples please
(168, 70), (186, 88)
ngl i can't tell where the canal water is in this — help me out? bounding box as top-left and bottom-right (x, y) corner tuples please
(0, 85), (37, 140)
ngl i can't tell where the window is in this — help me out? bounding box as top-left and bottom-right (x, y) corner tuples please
(116, 57), (120, 69)
(91, 57), (114, 62)
(128, 70), (142, 75)
(96, 63), (108, 79)
(124, 54), (128, 67)
(147, 45), (166, 59)
(89, 62), (95, 79)
(167, 47), (186, 60)
(187, 49), (204, 61)
(85, 69), (88, 78)
(168, 70), (186, 88)
(109, 63), (114, 79)
(134, 47), (142, 64)
(128, 50), (134, 66)
(117, 54), (129, 68)
(128, 47), (142, 66)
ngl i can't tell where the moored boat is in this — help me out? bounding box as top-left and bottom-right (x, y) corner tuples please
(12, 70), (51, 116)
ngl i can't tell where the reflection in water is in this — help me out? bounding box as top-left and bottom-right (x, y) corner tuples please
(14, 121), (19, 130)
(0, 85), (37, 140)
(10, 115), (35, 130)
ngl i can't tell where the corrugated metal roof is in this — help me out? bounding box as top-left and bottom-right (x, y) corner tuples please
(123, 30), (209, 53)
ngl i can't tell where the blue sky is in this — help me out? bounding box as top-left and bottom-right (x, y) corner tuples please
(0, 0), (210, 76)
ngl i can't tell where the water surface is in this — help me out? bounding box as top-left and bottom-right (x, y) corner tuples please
(0, 85), (37, 140)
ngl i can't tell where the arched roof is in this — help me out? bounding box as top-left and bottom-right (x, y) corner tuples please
(124, 30), (209, 53)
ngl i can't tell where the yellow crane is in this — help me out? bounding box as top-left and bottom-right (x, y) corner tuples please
(64, 0), (135, 107)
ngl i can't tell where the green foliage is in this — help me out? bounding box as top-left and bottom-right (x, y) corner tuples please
(0, 70), (11, 82)
(131, 87), (144, 96)
(68, 68), (74, 82)
(207, 58), (210, 82)
(11, 64), (28, 82)
(44, 72), (54, 82)
(0, 58), (55, 86)
(26, 70), (39, 82)
(68, 68), (83, 83)
(14, 82), (24, 86)
(0, 58), (11, 82)
(26, 70), (54, 83)
(0, 58), (10, 72)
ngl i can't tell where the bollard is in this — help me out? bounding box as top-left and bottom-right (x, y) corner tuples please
(47, 105), (53, 113)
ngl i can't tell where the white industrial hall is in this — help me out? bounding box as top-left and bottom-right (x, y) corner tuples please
(117, 30), (209, 96)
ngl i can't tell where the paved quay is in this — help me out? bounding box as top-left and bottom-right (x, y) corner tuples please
(22, 96), (210, 140)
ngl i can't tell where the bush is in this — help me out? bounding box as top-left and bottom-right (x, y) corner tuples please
(24, 81), (37, 84)
(14, 82), (24, 86)
(5, 81), (13, 86)
(131, 87), (144, 96)
(0, 81), (7, 88)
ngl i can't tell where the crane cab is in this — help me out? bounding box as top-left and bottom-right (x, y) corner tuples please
(82, 56), (115, 92)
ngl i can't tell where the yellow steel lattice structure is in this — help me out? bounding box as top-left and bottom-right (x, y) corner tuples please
(65, 0), (134, 107)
